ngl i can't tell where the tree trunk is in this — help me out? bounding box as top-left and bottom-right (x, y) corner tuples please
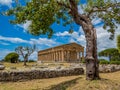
(68, 0), (100, 80)
(82, 23), (100, 80)
(24, 58), (28, 66)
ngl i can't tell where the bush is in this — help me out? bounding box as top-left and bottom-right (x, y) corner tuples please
(81, 60), (86, 63)
(29, 60), (36, 62)
(4, 52), (19, 63)
(110, 61), (120, 65)
(99, 59), (109, 64)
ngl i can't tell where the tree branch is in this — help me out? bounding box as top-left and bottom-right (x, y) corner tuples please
(57, 1), (70, 9)
(88, 2), (120, 17)
(88, 8), (107, 17)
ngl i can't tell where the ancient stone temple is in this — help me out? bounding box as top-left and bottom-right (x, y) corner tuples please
(38, 43), (84, 62)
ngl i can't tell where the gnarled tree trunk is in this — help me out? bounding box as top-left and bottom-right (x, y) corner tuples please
(67, 0), (100, 80)
(73, 15), (100, 80)
(82, 24), (100, 80)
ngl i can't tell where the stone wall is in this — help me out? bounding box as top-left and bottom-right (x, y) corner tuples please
(0, 67), (84, 82)
(99, 64), (120, 73)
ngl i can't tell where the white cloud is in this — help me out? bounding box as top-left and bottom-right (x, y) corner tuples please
(30, 38), (57, 47)
(92, 18), (102, 25)
(0, 35), (58, 47)
(0, 0), (13, 7)
(96, 25), (120, 51)
(0, 41), (10, 45)
(0, 36), (29, 44)
(55, 24), (120, 53)
(29, 51), (37, 60)
(18, 21), (32, 32)
(0, 36), (58, 60)
(0, 49), (14, 60)
(78, 5), (84, 14)
(55, 31), (79, 39)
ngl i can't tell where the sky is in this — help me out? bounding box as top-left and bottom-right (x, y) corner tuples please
(0, 0), (120, 60)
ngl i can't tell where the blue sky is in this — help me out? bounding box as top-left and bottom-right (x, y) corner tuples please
(0, 0), (119, 60)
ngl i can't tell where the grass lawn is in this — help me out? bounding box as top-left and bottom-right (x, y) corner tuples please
(2, 62), (37, 67)
(0, 71), (120, 90)
(0, 62), (71, 71)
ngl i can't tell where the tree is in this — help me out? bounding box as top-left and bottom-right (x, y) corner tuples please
(15, 45), (36, 66)
(5, 0), (120, 80)
(4, 52), (19, 63)
(98, 48), (119, 61)
(117, 35), (120, 53)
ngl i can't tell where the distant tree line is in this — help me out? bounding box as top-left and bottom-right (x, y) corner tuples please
(99, 35), (120, 64)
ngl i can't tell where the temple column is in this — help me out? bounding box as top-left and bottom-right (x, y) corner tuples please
(55, 51), (57, 61)
(61, 50), (64, 62)
(51, 52), (53, 61)
(59, 51), (61, 61)
(60, 51), (62, 61)
(60, 50), (62, 61)
(53, 52), (55, 61)
(50, 52), (52, 61)
(82, 51), (84, 61)
(58, 51), (60, 61)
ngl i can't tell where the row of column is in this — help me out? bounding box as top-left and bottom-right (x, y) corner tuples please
(39, 50), (64, 61)
(38, 50), (84, 62)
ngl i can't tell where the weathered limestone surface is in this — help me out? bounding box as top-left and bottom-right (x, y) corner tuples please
(0, 67), (84, 82)
(99, 64), (120, 73)
(69, 63), (120, 73)
(38, 43), (84, 62)
(0, 63), (5, 70)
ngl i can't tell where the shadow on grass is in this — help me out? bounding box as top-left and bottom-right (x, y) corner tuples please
(43, 77), (82, 90)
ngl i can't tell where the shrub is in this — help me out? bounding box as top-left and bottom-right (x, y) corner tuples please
(110, 61), (120, 65)
(99, 59), (109, 64)
(29, 60), (36, 62)
(4, 52), (19, 63)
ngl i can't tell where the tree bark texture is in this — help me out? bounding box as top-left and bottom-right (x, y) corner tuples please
(83, 25), (100, 80)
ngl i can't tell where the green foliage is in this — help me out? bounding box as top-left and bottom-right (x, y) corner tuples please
(99, 59), (109, 64)
(81, 60), (86, 63)
(110, 61), (120, 65)
(4, 52), (19, 63)
(98, 48), (119, 56)
(83, 0), (120, 39)
(98, 48), (119, 61)
(5, 0), (120, 39)
(29, 59), (36, 62)
(111, 55), (120, 61)
(117, 35), (120, 53)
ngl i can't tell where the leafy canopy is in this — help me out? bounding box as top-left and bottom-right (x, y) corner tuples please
(98, 48), (119, 57)
(5, 0), (120, 38)
(117, 35), (120, 53)
(4, 52), (19, 63)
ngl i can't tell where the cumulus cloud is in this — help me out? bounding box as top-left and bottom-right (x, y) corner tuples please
(30, 38), (57, 47)
(0, 41), (10, 45)
(0, 49), (14, 60)
(96, 25), (120, 51)
(55, 24), (120, 53)
(0, 35), (29, 44)
(0, 36), (58, 60)
(0, 35), (58, 47)
(0, 0), (13, 7)
(92, 18), (102, 26)
(29, 51), (38, 60)
(17, 21), (32, 32)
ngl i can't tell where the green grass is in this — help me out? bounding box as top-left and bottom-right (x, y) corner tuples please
(0, 71), (120, 90)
